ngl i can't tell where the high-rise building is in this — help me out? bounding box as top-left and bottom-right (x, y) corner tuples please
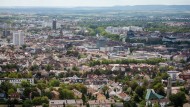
(13, 30), (24, 46)
(3, 30), (10, 37)
(52, 19), (57, 30)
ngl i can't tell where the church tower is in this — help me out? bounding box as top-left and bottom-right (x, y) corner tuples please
(167, 77), (172, 99)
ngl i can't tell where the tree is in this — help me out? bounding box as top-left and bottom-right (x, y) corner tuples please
(82, 93), (86, 104)
(0, 81), (15, 92)
(161, 72), (169, 80)
(8, 72), (18, 78)
(43, 91), (53, 99)
(49, 79), (60, 87)
(102, 86), (109, 93)
(21, 80), (30, 88)
(72, 66), (79, 71)
(8, 88), (15, 95)
(153, 83), (166, 96)
(135, 86), (145, 98)
(169, 92), (186, 107)
(23, 87), (32, 97)
(32, 96), (49, 106)
(133, 93), (141, 103)
(30, 64), (39, 71)
(153, 102), (160, 107)
(23, 99), (32, 107)
(123, 101), (137, 107)
(45, 64), (53, 71)
(37, 83), (47, 90)
(105, 91), (109, 99)
(130, 81), (138, 90)
(59, 89), (75, 99)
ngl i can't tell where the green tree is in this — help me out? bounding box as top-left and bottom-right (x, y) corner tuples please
(82, 93), (86, 104)
(0, 81), (15, 92)
(153, 83), (166, 96)
(130, 81), (138, 90)
(49, 79), (60, 87)
(45, 64), (53, 71)
(8, 72), (18, 78)
(21, 80), (30, 88)
(23, 99), (32, 107)
(37, 82), (47, 90)
(30, 64), (39, 71)
(135, 86), (145, 98)
(8, 88), (15, 95)
(169, 92), (186, 107)
(59, 89), (75, 99)
(32, 96), (49, 106)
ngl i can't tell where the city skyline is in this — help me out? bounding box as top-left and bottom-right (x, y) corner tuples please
(1, 0), (190, 7)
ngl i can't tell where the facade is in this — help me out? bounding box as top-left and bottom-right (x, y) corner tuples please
(52, 19), (57, 30)
(49, 99), (83, 107)
(13, 30), (25, 46)
(3, 30), (10, 37)
(167, 71), (180, 81)
(0, 78), (34, 85)
(88, 99), (115, 107)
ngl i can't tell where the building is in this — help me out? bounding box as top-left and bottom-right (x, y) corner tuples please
(127, 30), (135, 38)
(3, 30), (10, 37)
(179, 71), (190, 80)
(113, 46), (124, 52)
(162, 35), (176, 42)
(13, 30), (25, 46)
(52, 19), (57, 30)
(88, 99), (115, 107)
(0, 78), (34, 85)
(145, 89), (169, 107)
(96, 37), (107, 49)
(116, 92), (131, 101)
(167, 71), (180, 81)
(49, 99), (83, 107)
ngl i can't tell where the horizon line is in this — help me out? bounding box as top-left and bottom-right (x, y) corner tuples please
(0, 4), (190, 8)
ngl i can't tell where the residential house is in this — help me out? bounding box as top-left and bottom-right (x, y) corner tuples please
(72, 89), (82, 98)
(116, 92), (131, 101)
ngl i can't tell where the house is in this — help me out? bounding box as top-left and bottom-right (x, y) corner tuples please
(88, 99), (115, 107)
(96, 93), (106, 100)
(51, 90), (60, 100)
(145, 89), (169, 107)
(116, 92), (131, 101)
(179, 71), (190, 80)
(49, 99), (83, 107)
(17, 88), (25, 94)
(9, 92), (20, 100)
(72, 89), (82, 98)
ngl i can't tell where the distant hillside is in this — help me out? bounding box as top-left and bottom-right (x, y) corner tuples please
(0, 5), (190, 14)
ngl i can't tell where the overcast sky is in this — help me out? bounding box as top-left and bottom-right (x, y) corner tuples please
(1, 0), (190, 7)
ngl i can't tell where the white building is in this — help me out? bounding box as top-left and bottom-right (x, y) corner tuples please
(0, 78), (34, 85)
(13, 30), (25, 46)
(167, 71), (180, 81)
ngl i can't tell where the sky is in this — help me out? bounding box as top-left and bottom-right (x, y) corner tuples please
(0, 0), (190, 7)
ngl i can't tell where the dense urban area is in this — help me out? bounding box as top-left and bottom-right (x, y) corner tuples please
(0, 6), (190, 107)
